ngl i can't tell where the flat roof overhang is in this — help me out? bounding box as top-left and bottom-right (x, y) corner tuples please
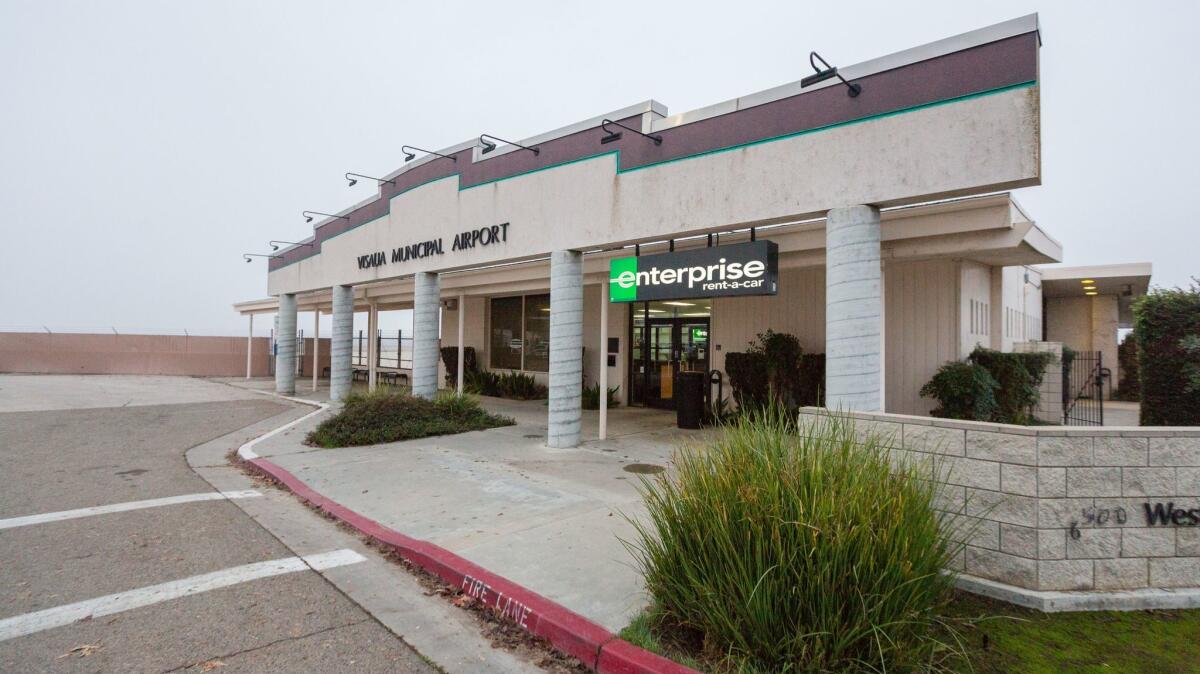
(1038, 262), (1153, 328)
(235, 193), (1057, 315)
(1038, 263), (1153, 298)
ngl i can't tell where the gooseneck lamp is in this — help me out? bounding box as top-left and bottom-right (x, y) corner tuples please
(344, 172), (396, 187)
(402, 145), (457, 163)
(302, 210), (351, 224)
(800, 51), (861, 97)
(269, 240), (314, 251)
(479, 134), (539, 156)
(599, 118), (663, 145)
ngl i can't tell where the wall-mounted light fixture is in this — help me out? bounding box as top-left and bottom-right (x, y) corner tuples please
(800, 51), (861, 97)
(479, 134), (539, 156)
(269, 240), (314, 251)
(243, 253), (281, 263)
(600, 118), (663, 146)
(402, 145), (457, 163)
(303, 210), (350, 224)
(345, 172), (395, 187)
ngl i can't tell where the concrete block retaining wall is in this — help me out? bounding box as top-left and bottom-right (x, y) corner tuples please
(799, 408), (1200, 609)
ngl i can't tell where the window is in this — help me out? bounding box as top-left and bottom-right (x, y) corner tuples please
(488, 293), (551, 372)
(523, 294), (550, 372)
(489, 296), (523, 370)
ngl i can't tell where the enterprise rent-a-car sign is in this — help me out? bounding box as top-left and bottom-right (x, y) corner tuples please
(609, 240), (778, 302)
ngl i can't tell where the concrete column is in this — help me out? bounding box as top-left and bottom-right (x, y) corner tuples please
(311, 309), (320, 392)
(330, 286), (353, 401)
(367, 301), (378, 391)
(548, 250), (583, 448)
(825, 205), (882, 412)
(245, 314), (254, 379)
(456, 293), (466, 396)
(275, 293), (297, 395)
(412, 272), (441, 399)
(1090, 294), (1119, 399)
(599, 280), (609, 440)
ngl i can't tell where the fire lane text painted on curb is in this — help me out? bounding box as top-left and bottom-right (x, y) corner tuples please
(461, 574), (533, 629)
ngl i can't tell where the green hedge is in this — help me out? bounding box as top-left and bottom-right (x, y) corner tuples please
(921, 347), (1055, 424)
(968, 347), (1056, 425)
(724, 330), (824, 411)
(1113, 337), (1140, 401)
(1134, 284), (1200, 426)
(919, 361), (999, 421)
(439, 346), (478, 387)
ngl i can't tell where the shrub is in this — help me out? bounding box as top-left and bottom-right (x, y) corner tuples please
(920, 361), (1000, 421)
(724, 351), (769, 410)
(967, 347), (1056, 424)
(1113, 336), (1140, 401)
(626, 410), (961, 672)
(1135, 282), (1200, 426)
(307, 389), (514, 447)
(463, 369), (548, 400)
(747, 329), (804, 406)
(495, 371), (547, 399)
(582, 382), (620, 410)
(797, 352), (825, 408)
(725, 331), (824, 410)
(439, 346), (478, 387)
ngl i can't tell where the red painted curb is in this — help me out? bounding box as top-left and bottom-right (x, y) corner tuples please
(246, 457), (700, 674)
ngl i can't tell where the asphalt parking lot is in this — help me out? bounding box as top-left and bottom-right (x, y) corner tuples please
(0, 375), (435, 673)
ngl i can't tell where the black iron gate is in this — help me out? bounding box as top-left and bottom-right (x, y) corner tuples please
(1063, 350), (1104, 426)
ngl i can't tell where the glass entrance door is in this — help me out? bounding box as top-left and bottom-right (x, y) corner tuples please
(630, 300), (711, 409)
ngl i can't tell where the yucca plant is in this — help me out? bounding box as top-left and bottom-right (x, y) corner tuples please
(626, 406), (964, 672)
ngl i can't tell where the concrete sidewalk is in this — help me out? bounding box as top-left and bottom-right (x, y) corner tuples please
(222, 378), (708, 633)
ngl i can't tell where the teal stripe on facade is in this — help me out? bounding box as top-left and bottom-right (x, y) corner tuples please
(274, 80), (1036, 270)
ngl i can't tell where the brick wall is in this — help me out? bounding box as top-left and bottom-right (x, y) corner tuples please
(799, 408), (1200, 595)
(0, 332), (327, 378)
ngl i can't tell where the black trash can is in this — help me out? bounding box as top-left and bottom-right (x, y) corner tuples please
(675, 370), (706, 429)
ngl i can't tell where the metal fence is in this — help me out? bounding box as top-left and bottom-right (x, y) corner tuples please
(352, 330), (412, 369)
(1063, 350), (1104, 426)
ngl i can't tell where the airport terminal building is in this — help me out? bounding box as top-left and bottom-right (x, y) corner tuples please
(236, 14), (1141, 446)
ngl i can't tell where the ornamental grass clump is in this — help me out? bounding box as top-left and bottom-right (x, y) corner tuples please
(627, 408), (963, 672)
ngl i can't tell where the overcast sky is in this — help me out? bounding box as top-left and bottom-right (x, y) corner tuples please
(1, 1), (1196, 336)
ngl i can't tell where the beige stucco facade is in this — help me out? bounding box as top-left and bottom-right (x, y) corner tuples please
(1041, 263), (1153, 399)
(234, 15), (1064, 429)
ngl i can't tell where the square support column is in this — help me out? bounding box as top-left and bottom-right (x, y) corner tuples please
(245, 313), (254, 379)
(456, 293), (466, 396)
(548, 250), (583, 448)
(412, 272), (440, 399)
(275, 293), (297, 396)
(330, 285), (354, 401)
(825, 205), (882, 412)
(599, 280), (609, 440)
(367, 301), (378, 391)
(312, 309), (320, 392)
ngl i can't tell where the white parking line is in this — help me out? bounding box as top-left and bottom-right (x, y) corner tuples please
(0, 548), (365, 641)
(0, 490), (262, 531)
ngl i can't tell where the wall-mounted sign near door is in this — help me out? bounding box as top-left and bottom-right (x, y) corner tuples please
(609, 240), (778, 302)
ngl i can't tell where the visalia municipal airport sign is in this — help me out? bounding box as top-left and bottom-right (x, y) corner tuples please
(356, 223), (510, 270)
(609, 240), (778, 302)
